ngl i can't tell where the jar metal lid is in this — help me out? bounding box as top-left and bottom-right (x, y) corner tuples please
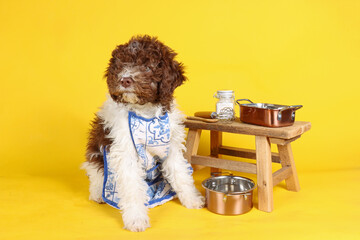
(216, 90), (234, 98)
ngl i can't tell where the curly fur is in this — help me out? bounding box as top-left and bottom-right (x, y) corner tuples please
(105, 35), (186, 111)
(81, 35), (204, 232)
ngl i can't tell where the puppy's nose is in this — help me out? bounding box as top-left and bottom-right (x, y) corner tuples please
(120, 77), (134, 88)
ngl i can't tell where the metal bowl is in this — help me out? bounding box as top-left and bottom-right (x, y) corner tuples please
(202, 173), (256, 215)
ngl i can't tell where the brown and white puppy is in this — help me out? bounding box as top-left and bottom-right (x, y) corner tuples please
(82, 35), (204, 232)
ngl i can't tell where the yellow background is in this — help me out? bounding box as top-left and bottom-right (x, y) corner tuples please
(1, 0), (359, 239)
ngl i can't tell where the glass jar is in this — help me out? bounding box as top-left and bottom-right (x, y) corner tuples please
(213, 90), (235, 120)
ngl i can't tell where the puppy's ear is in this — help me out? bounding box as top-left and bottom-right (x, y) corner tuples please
(104, 46), (121, 79)
(158, 60), (187, 109)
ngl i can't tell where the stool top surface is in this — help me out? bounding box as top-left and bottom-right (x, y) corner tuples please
(184, 119), (311, 139)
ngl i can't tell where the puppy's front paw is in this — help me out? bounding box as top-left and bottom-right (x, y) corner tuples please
(179, 192), (205, 209)
(89, 194), (105, 204)
(123, 217), (150, 232)
(122, 211), (150, 232)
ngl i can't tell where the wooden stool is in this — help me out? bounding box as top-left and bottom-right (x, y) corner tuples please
(184, 119), (311, 212)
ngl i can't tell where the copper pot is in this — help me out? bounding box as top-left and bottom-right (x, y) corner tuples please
(236, 99), (303, 127)
(202, 173), (256, 215)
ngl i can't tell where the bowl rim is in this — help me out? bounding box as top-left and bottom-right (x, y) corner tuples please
(201, 175), (257, 195)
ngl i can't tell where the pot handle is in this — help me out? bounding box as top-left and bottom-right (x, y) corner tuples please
(278, 105), (303, 121)
(279, 105), (303, 112)
(224, 192), (252, 202)
(235, 99), (254, 106)
(211, 171), (233, 177)
(289, 105), (303, 111)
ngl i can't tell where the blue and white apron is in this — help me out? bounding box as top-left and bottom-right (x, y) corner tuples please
(102, 111), (192, 209)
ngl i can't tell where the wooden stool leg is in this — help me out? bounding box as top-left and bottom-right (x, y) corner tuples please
(210, 130), (222, 174)
(277, 143), (300, 192)
(256, 136), (274, 212)
(184, 129), (202, 171)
